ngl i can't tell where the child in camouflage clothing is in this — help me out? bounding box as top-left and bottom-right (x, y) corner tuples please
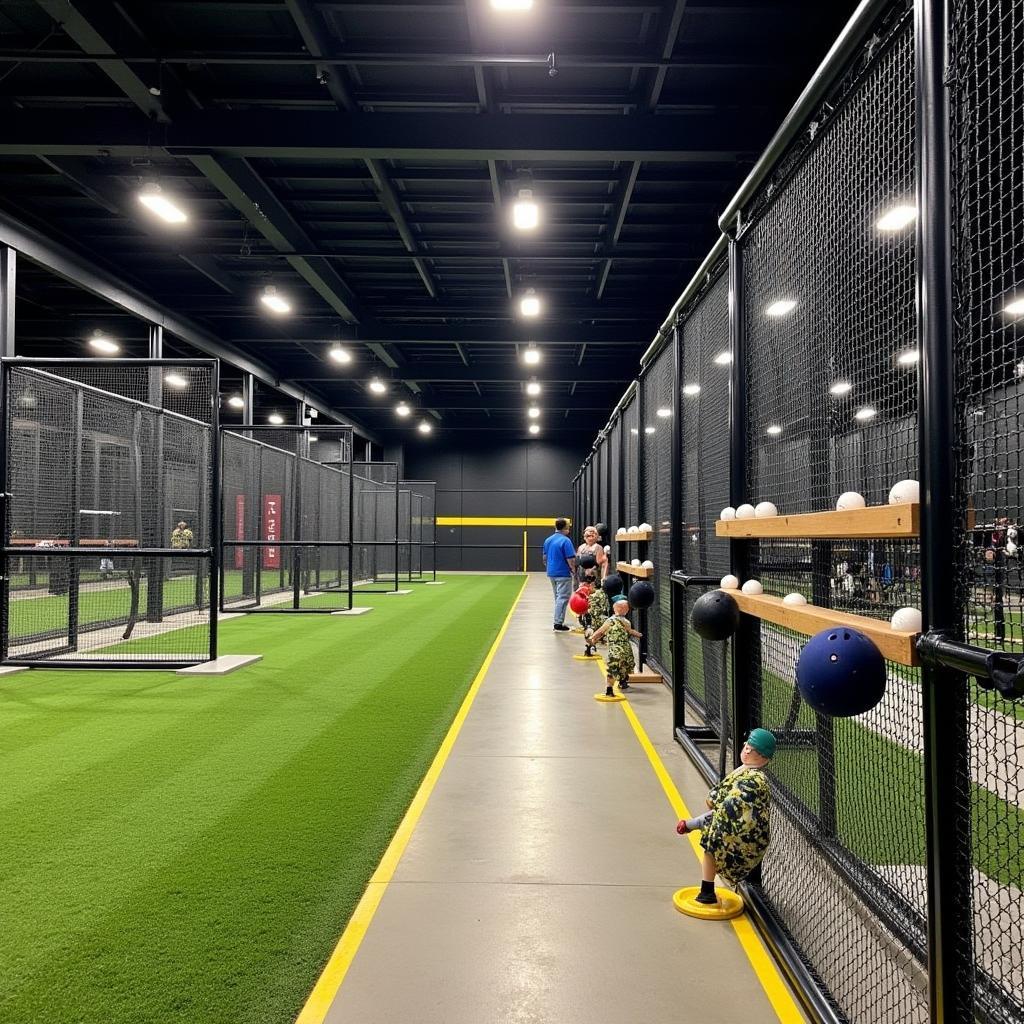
(588, 595), (641, 696)
(581, 571), (610, 656)
(675, 728), (775, 904)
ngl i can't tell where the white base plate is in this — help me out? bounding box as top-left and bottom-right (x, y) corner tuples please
(384, 589), (413, 595)
(332, 607), (373, 616)
(217, 612), (246, 622)
(175, 654), (263, 676)
(0, 665), (30, 676)
(424, 581), (447, 585)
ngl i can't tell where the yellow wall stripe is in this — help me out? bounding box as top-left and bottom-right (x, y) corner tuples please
(294, 575), (529, 1024)
(436, 516), (571, 527)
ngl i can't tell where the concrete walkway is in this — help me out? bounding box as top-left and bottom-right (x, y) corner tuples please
(321, 574), (802, 1024)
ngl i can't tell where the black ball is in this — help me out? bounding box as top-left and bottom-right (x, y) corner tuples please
(578, 551), (597, 570)
(602, 573), (623, 598)
(628, 580), (655, 610)
(595, 522), (609, 540)
(691, 589), (740, 641)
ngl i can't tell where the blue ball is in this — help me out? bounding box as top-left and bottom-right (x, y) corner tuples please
(795, 627), (886, 717)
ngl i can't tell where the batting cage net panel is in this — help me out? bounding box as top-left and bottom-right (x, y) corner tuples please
(620, 395), (639, 533)
(400, 480), (437, 582)
(2, 359), (217, 666)
(951, 0), (1024, 1018)
(220, 425), (354, 613)
(353, 461), (399, 592)
(607, 418), (621, 545)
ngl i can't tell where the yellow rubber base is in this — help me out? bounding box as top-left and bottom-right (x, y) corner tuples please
(672, 886), (744, 920)
(574, 653), (601, 661)
(570, 627), (585, 634)
(594, 692), (627, 702)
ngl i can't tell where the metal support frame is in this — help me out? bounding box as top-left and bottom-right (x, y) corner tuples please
(0, 246), (14, 359)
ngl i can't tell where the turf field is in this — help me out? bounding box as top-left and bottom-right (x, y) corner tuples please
(0, 574), (524, 1024)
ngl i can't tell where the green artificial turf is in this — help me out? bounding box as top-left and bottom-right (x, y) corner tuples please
(0, 573), (524, 1024)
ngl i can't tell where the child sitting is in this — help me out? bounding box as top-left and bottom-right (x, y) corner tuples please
(588, 594), (641, 696)
(675, 728), (775, 904)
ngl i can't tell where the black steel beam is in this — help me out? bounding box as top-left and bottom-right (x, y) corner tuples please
(291, 364), (632, 383)
(646, 0), (691, 110)
(0, 109), (752, 162)
(284, 0), (355, 110)
(0, 247), (15, 358)
(596, 161), (642, 299)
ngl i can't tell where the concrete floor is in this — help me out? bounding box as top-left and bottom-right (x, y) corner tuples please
(322, 574), (803, 1024)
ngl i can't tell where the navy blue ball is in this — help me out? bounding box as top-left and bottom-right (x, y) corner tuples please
(796, 627), (886, 717)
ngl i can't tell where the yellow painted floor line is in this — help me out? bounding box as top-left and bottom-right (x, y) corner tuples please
(591, 656), (805, 1024)
(294, 575), (529, 1024)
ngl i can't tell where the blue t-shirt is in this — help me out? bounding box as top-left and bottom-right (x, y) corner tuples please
(543, 532), (576, 578)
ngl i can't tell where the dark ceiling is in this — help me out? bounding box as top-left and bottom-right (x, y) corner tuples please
(0, 0), (858, 445)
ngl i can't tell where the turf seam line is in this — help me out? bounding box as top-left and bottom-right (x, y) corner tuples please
(293, 574), (529, 1024)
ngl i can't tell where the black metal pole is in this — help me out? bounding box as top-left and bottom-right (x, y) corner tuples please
(915, 0), (974, 1019)
(636, 373), (648, 672)
(348, 430), (355, 610)
(242, 373), (254, 434)
(68, 391), (84, 650)
(0, 361), (10, 663)
(209, 361), (221, 661)
(670, 324), (684, 722)
(0, 247), (15, 359)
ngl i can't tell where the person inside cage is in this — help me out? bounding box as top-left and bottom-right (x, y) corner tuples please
(170, 521), (194, 549)
(588, 594), (641, 695)
(675, 729), (775, 905)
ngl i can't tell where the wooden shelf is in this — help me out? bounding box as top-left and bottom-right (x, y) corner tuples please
(614, 530), (653, 542)
(627, 670), (664, 685)
(617, 561), (654, 579)
(727, 590), (919, 666)
(715, 503), (918, 540)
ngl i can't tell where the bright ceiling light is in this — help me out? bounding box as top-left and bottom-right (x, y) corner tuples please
(308, 434), (319, 442)
(528, 423), (540, 435)
(369, 378), (387, 394)
(766, 424), (783, 436)
(512, 189), (540, 231)
(644, 426), (656, 434)
(656, 407), (672, 417)
(228, 394), (245, 409)
(88, 331), (119, 355)
(683, 383), (700, 396)
(876, 204), (917, 232)
(491, 0), (533, 9)
(1004, 296), (1024, 316)
(268, 412), (284, 425)
(526, 379), (542, 396)
(417, 420), (433, 435)
(527, 406), (540, 419)
(396, 402), (411, 418)
(328, 345), (352, 364)
(829, 380), (853, 396)
(765, 299), (797, 317)
(630, 428), (639, 435)
(854, 406), (877, 422)
(714, 351), (732, 366)
(137, 182), (188, 224)
(520, 289), (541, 318)
(164, 372), (189, 389)
(522, 344), (541, 365)
(897, 349), (920, 366)
(260, 285), (291, 315)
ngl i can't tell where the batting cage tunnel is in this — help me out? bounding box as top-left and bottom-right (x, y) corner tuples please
(0, 358), (219, 668)
(572, 1), (1024, 1021)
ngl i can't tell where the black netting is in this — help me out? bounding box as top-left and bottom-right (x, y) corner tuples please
(621, 396), (639, 531)
(3, 360), (215, 664)
(402, 481), (437, 581)
(951, 1), (1024, 1018)
(608, 419), (621, 542)
(353, 461), (399, 591)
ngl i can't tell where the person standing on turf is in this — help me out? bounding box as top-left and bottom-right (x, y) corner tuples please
(542, 517), (577, 631)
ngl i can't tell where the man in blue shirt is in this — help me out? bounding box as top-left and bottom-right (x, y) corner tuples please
(542, 518), (577, 631)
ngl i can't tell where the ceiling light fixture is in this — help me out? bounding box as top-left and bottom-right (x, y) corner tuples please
(714, 351), (732, 366)
(512, 189), (540, 231)
(268, 412), (284, 425)
(228, 395), (245, 409)
(522, 344), (541, 365)
(766, 424), (783, 436)
(527, 406), (540, 419)
(644, 426), (656, 434)
(490, 0), (533, 9)
(417, 420), (433, 435)
(369, 378), (387, 394)
(259, 285), (291, 315)
(876, 204), (917, 232)
(829, 380), (853, 396)
(683, 383), (701, 396)
(526, 379), (542, 396)
(519, 289), (541, 318)
(308, 434), (319, 442)
(765, 299), (797, 317)
(528, 423), (540, 435)
(897, 349), (920, 366)
(854, 406), (877, 422)
(396, 402), (411, 418)
(656, 407), (672, 417)
(328, 345), (352, 364)
(164, 372), (189, 389)
(88, 330), (119, 355)
(1004, 296), (1024, 316)
(137, 182), (188, 224)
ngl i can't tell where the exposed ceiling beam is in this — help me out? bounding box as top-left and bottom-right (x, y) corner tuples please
(646, 0), (691, 110)
(290, 364), (634, 383)
(487, 160), (514, 299)
(283, 0), (356, 110)
(294, 396), (617, 411)
(596, 161), (642, 299)
(1, 109), (752, 162)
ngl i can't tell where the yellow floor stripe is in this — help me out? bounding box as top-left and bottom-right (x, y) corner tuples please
(294, 575), (529, 1024)
(591, 656), (805, 1024)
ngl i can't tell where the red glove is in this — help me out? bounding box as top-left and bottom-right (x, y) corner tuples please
(676, 819), (690, 835)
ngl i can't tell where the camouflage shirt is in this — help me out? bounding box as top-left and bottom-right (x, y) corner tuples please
(700, 765), (771, 884)
(604, 614), (635, 680)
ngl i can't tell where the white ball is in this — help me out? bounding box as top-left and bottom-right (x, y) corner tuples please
(631, 558), (641, 567)
(754, 501), (778, 518)
(720, 507), (737, 521)
(641, 559), (654, 569)
(604, 545), (611, 554)
(889, 479), (920, 505)
(639, 522), (652, 532)
(836, 491), (866, 511)
(890, 606), (922, 632)
(616, 527), (627, 536)
(627, 525), (640, 534)
(720, 574), (740, 590)
(741, 579), (763, 595)
(736, 504), (756, 519)
(783, 592), (807, 606)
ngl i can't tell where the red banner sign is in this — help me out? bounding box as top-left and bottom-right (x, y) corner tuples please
(234, 494), (245, 569)
(263, 494), (282, 568)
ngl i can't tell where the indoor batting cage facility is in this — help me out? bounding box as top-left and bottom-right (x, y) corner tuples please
(398, 480), (438, 584)
(220, 423), (356, 614)
(573, 1), (1024, 1021)
(352, 460), (402, 593)
(0, 358), (219, 668)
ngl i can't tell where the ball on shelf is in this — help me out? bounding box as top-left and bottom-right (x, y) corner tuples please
(616, 527), (627, 536)
(641, 559), (654, 569)
(720, 574), (740, 590)
(888, 479), (920, 505)
(602, 574), (623, 597)
(691, 590), (741, 641)
(836, 491), (866, 511)
(720, 507), (737, 521)
(631, 558), (641, 567)
(754, 501), (778, 518)
(890, 606), (922, 633)
(639, 522), (653, 532)
(741, 579), (763, 595)
(783, 592), (807, 606)
(627, 525), (640, 534)
(628, 580), (655, 609)
(796, 627), (887, 717)
(735, 504), (756, 519)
